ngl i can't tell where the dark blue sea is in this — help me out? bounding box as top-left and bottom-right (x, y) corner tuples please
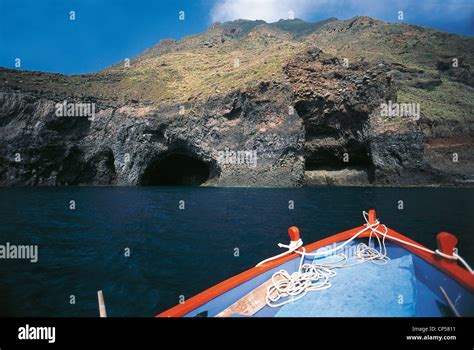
(0, 187), (473, 316)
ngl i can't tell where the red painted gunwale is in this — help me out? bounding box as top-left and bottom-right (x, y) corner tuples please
(157, 210), (474, 317)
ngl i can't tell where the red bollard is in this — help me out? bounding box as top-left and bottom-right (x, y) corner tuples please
(368, 209), (377, 225)
(288, 226), (300, 243)
(436, 232), (458, 266)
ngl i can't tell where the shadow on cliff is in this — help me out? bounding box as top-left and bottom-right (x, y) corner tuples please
(140, 153), (210, 186)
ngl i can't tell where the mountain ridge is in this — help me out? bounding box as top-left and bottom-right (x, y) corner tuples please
(0, 16), (472, 187)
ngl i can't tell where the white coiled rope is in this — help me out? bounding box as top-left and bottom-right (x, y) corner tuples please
(258, 211), (473, 307)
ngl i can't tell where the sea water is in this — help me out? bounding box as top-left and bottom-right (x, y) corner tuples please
(0, 186), (472, 316)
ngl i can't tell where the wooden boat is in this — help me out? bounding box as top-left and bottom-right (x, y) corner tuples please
(157, 209), (474, 317)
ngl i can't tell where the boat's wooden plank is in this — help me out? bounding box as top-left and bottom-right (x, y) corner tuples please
(97, 290), (107, 318)
(216, 279), (275, 317)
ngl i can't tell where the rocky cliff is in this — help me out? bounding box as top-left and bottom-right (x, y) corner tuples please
(0, 17), (472, 187)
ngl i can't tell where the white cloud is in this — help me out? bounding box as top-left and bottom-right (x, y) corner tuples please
(210, 0), (322, 23)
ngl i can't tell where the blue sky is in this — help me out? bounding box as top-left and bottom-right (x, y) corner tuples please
(1, 0), (473, 74)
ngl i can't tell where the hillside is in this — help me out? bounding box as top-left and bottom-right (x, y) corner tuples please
(0, 16), (472, 186)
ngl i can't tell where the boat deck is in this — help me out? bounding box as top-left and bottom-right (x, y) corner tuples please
(182, 240), (473, 317)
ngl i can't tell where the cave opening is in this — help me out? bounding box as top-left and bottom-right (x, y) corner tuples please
(304, 147), (375, 184)
(141, 153), (210, 186)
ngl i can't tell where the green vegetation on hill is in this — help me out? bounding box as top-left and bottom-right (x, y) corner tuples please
(1, 16), (472, 130)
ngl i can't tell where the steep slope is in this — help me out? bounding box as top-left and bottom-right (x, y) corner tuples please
(305, 17), (474, 183)
(0, 17), (472, 186)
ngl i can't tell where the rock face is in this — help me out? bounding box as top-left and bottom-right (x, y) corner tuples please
(0, 17), (472, 187)
(285, 48), (387, 185)
(0, 82), (304, 186)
